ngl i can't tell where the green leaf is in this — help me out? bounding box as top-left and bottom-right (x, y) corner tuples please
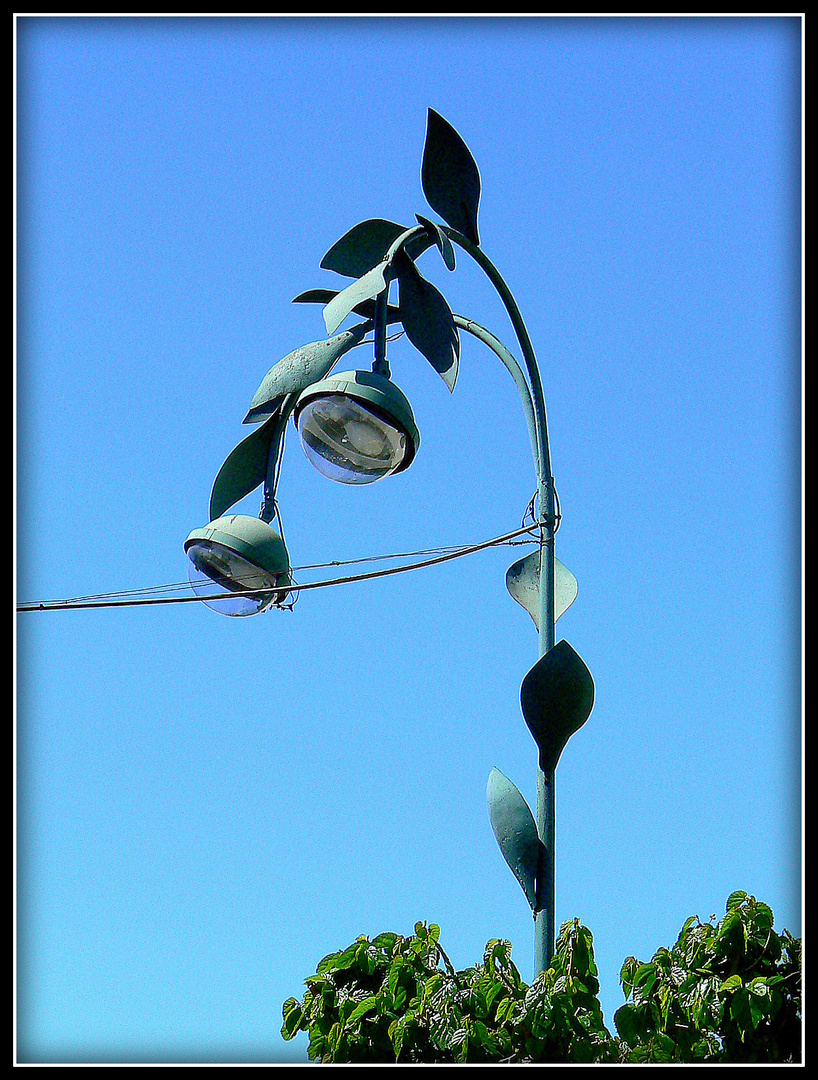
(321, 218), (409, 278)
(293, 288), (403, 325)
(281, 997), (303, 1040)
(614, 1004), (641, 1045)
(415, 213), (456, 270)
(393, 249), (459, 392)
(323, 263), (388, 336)
(720, 974), (743, 992)
(371, 932), (399, 952)
(347, 995), (379, 1025)
(421, 109), (481, 245)
(244, 325), (368, 423)
(209, 411), (286, 520)
(519, 640), (595, 775)
(485, 768), (541, 911)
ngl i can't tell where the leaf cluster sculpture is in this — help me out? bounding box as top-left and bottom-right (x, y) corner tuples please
(208, 108), (484, 520)
(195, 107), (599, 951)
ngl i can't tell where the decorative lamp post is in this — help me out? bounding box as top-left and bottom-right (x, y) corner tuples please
(186, 109), (594, 975)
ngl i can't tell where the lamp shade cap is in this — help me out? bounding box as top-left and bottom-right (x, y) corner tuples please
(184, 514), (290, 579)
(293, 369), (420, 460)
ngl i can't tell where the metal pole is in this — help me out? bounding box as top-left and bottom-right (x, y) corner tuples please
(535, 477), (557, 974)
(440, 228), (559, 975)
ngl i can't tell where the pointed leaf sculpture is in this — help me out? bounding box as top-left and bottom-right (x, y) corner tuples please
(415, 213), (456, 271)
(320, 218), (409, 278)
(421, 108), (481, 246)
(292, 289), (403, 325)
(210, 410), (287, 520)
(243, 326), (368, 424)
(520, 641), (595, 775)
(323, 263), (388, 336)
(320, 218), (435, 279)
(506, 551), (579, 631)
(486, 767), (543, 911)
(393, 250), (459, 391)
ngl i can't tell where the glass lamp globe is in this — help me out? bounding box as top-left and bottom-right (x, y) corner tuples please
(184, 515), (291, 617)
(294, 370), (419, 485)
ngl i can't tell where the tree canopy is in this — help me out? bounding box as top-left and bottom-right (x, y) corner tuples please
(281, 891), (801, 1064)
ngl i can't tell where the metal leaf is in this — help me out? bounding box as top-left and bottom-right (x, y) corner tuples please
(520, 641), (595, 775)
(415, 214), (456, 271)
(393, 250), (459, 391)
(320, 219), (408, 278)
(323, 263), (388, 336)
(320, 218), (435, 278)
(292, 289), (403, 324)
(421, 108), (481, 246)
(210, 411), (286, 521)
(505, 551), (579, 630)
(486, 767), (543, 911)
(243, 326), (368, 424)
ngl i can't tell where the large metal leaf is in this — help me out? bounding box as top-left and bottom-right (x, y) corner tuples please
(415, 214), (456, 271)
(210, 411), (287, 521)
(323, 263), (388, 336)
(320, 217), (434, 278)
(486, 767), (543, 911)
(506, 551), (579, 631)
(520, 641), (595, 775)
(393, 250), (459, 391)
(320, 219), (408, 278)
(243, 326), (367, 424)
(292, 289), (403, 325)
(421, 108), (481, 246)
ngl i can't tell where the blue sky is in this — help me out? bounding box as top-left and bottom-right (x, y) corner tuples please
(15, 15), (802, 1064)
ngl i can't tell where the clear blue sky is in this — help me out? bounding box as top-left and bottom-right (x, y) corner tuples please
(15, 15), (802, 1064)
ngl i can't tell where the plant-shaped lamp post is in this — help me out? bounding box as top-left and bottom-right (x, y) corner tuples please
(185, 110), (594, 975)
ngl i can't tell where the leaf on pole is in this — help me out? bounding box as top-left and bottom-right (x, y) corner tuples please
(292, 289), (403, 324)
(393, 250), (459, 391)
(243, 326), (368, 424)
(520, 641), (595, 775)
(210, 411), (286, 520)
(421, 108), (481, 245)
(505, 551), (579, 631)
(486, 767), (542, 911)
(323, 263), (388, 336)
(415, 213), (456, 271)
(320, 219), (409, 278)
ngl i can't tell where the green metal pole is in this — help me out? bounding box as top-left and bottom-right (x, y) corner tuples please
(535, 476), (557, 976)
(443, 228), (558, 976)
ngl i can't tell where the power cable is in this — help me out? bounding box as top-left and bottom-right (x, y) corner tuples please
(16, 523), (539, 614)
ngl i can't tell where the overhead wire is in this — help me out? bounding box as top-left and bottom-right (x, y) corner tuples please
(16, 522), (540, 614)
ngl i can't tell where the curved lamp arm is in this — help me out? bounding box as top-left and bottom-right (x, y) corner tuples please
(442, 227), (553, 489)
(452, 314), (541, 481)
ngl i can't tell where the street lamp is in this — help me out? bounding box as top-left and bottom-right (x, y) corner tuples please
(293, 369), (419, 485)
(184, 514), (291, 617)
(185, 109), (594, 976)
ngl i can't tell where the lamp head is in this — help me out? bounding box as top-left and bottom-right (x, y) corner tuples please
(184, 514), (291, 617)
(293, 369), (419, 485)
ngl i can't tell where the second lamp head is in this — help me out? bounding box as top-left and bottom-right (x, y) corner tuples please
(293, 369), (420, 485)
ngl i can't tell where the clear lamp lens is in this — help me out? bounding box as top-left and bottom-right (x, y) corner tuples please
(297, 394), (408, 485)
(186, 540), (282, 617)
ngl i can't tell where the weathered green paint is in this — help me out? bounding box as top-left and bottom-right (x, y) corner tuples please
(323, 263), (388, 336)
(505, 552), (578, 631)
(486, 767), (543, 911)
(244, 326), (368, 424)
